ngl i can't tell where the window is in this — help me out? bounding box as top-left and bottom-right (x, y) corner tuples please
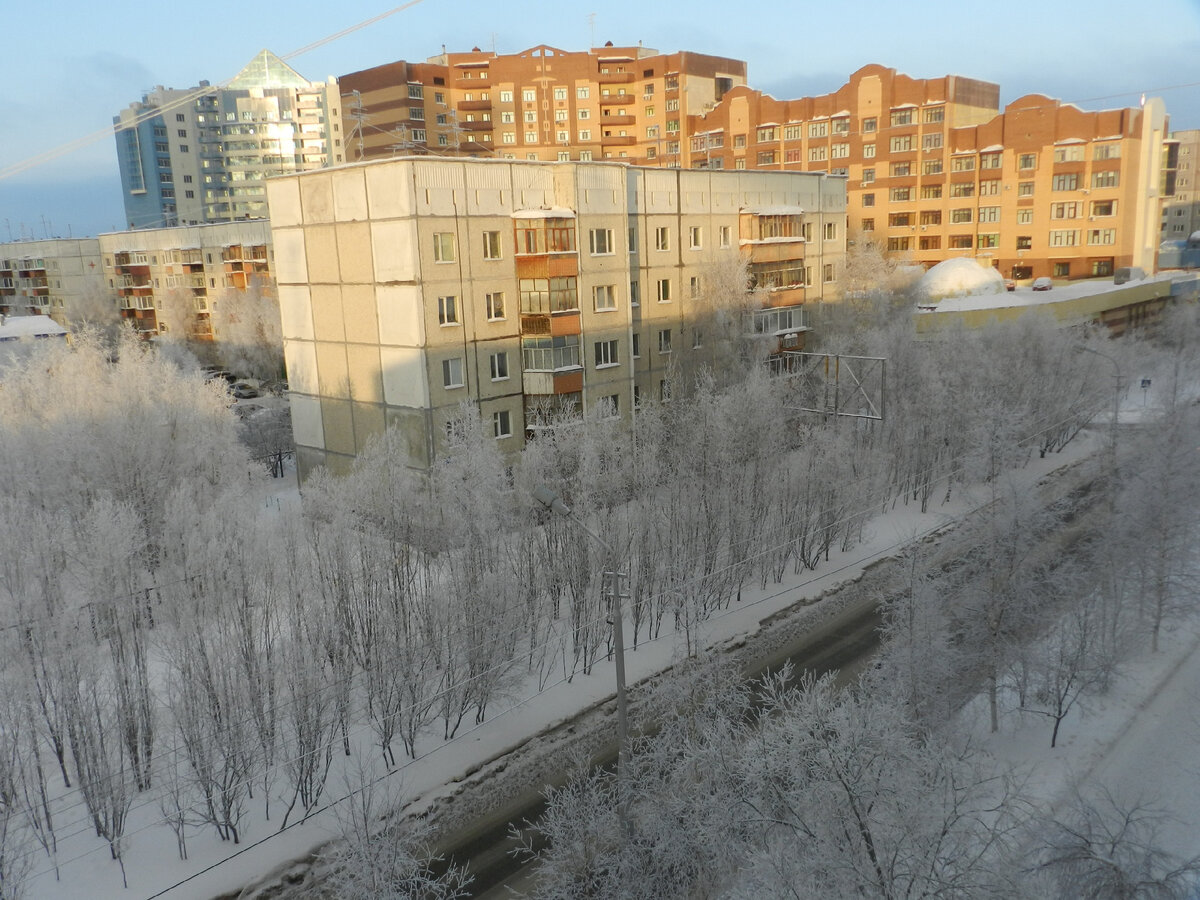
(890, 161), (912, 177)
(831, 142), (850, 159)
(950, 208), (973, 224)
(630, 280), (640, 306)
(734, 134), (746, 148)
(523, 110), (537, 123)
(499, 90), (513, 103)
(862, 193), (876, 207)
(951, 156), (975, 172)
(890, 136), (913, 152)
(978, 180), (1000, 196)
(1094, 143), (1121, 161)
(632, 333), (641, 357)
(482, 230), (501, 259)
(1053, 262), (1071, 277)
(1017, 209), (1033, 225)
(1049, 230), (1079, 247)
(689, 275), (702, 297)
(862, 168), (876, 184)
(889, 213), (911, 227)
(1092, 170), (1120, 188)
(890, 187), (911, 201)
(1052, 173), (1078, 191)
(577, 86), (590, 99)
(823, 263), (835, 283)
(890, 108), (913, 126)
(923, 159), (943, 175)
(520, 276), (578, 313)
(1016, 235), (1033, 250)
(433, 232), (455, 262)
(1018, 181), (1035, 197)
(887, 237), (911, 251)
(758, 151), (777, 165)
(1092, 259), (1114, 277)
(594, 339), (619, 368)
(977, 233), (999, 249)
(861, 218), (874, 231)
(980, 153), (1002, 170)
(658, 328), (672, 353)
(656, 278), (671, 302)
(809, 146), (827, 162)
(438, 295), (459, 325)
(922, 132), (943, 150)
(862, 117), (877, 133)
(594, 284), (616, 311)
(522, 335), (580, 370)
(757, 126), (777, 142)
(493, 410), (512, 438)
(950, 182), (975, 197)
(482, 290), (506, 321)
(442, 357), (464, 388)
(719, 225), (731, 248)
(1053, 145), (1084, 163)
(579, 130), (591, 141)
(490, 351), (509, 380)
(689, 226), (702, 249)
(589, 228), (614, 255)
(1088, 228), (1116, 245)
(923, 106), (944, 124)
(1050, 202), (1080, 219)
(919, 236), (941, 250)
(863, 143), (876, 158)
(1018, 153), (1037, 170)
(522, 89), (536, 102)
(919, 210), (941, 226)
(177, 129), (187, 138)
(920, 185), (942, 199)
(824, 222), (837, 240)
(654, 227), (670, 251)
(809, 121), (828, 138)
(948, 235), (973, 249)
(1091, 200), (1115, 217)
(978, 206), (1000, 223)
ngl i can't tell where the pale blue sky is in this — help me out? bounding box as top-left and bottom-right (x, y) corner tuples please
(3, 0), (1199, 239)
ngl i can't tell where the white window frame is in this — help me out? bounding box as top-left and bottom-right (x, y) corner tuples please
(442, 357), (464, 389)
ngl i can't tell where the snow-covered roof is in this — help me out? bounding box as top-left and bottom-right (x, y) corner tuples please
(758, 121), (781, 127)
(0, 314), (68, 340)
(1095, 135), (1124, 141)
(511, 207), (576, 219)
(741, 204), (805, 216)
(1055, 137), (1086, 145)
(891, 102), (917, 110)
(831, 110), (850, 117)
(980, 144), (1004, 152)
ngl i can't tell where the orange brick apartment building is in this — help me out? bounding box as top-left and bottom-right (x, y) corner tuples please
(687, 65), (1167, 281)
(339, 44), (746, 166)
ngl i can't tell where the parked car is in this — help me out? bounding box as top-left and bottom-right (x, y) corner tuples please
(1113, 266), (1146, 285)
(1032, 277), (1053, 291)
(231, 382), (260, 399)
(204, 368), (237, 384)
(1004, 279), (1016, 292)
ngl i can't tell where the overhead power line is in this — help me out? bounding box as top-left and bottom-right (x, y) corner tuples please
(0, 0), (429, 184)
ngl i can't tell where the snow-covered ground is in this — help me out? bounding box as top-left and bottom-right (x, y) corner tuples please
(22, 385), (1200, 900)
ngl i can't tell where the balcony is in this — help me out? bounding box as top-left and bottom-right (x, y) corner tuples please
(458, 99), (493, 111)
(459, 120), (493, 132)
(598, 92), (635, 106)
(599, 113), (635, 126)
(597, 70), (636, 84)
(600, 133), (637, 146)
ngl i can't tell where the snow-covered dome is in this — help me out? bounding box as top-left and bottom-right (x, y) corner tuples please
(915, 258), (1005, 308)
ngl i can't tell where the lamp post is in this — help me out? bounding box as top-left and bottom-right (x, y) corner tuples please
(1078, 344), (1121, 483)
(532, 485), (631, 833)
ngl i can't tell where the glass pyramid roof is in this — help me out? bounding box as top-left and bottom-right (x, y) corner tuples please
(226, 50), (311, 90)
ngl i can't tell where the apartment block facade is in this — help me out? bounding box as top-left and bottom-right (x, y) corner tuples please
(1161, 129), (1200, 240)
(339, 44), (746, 166)
(685, 65), (1168, 281)
(0, 238), (102, 324)
(114, 51), (343, 230)
(265, 157), (844, 477)
(97, 221), (274, 339)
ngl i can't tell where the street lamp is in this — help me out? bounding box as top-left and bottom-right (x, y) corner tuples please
(532, 485), (631, 833)
(1077, 343), (1121, 483)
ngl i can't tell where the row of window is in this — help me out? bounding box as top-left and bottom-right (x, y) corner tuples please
(439, 327), (687, 394)
(862, 169), (1122, 206)
(881, 229), (1117, 252)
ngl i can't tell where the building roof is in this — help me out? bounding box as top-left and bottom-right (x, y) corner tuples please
(0, 314), (68, 340)
(226, 50), (311, 90)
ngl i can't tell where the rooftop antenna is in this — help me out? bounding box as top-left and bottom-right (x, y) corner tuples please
(346, 89), (367, 160)
(588, 12), (596, 49)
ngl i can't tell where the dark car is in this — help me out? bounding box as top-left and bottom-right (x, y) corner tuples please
(1004, 279), (1016, 292)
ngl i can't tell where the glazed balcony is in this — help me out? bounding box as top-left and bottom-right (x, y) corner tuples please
(598, 92), (635, 105)
(597, 70), (636, 84)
